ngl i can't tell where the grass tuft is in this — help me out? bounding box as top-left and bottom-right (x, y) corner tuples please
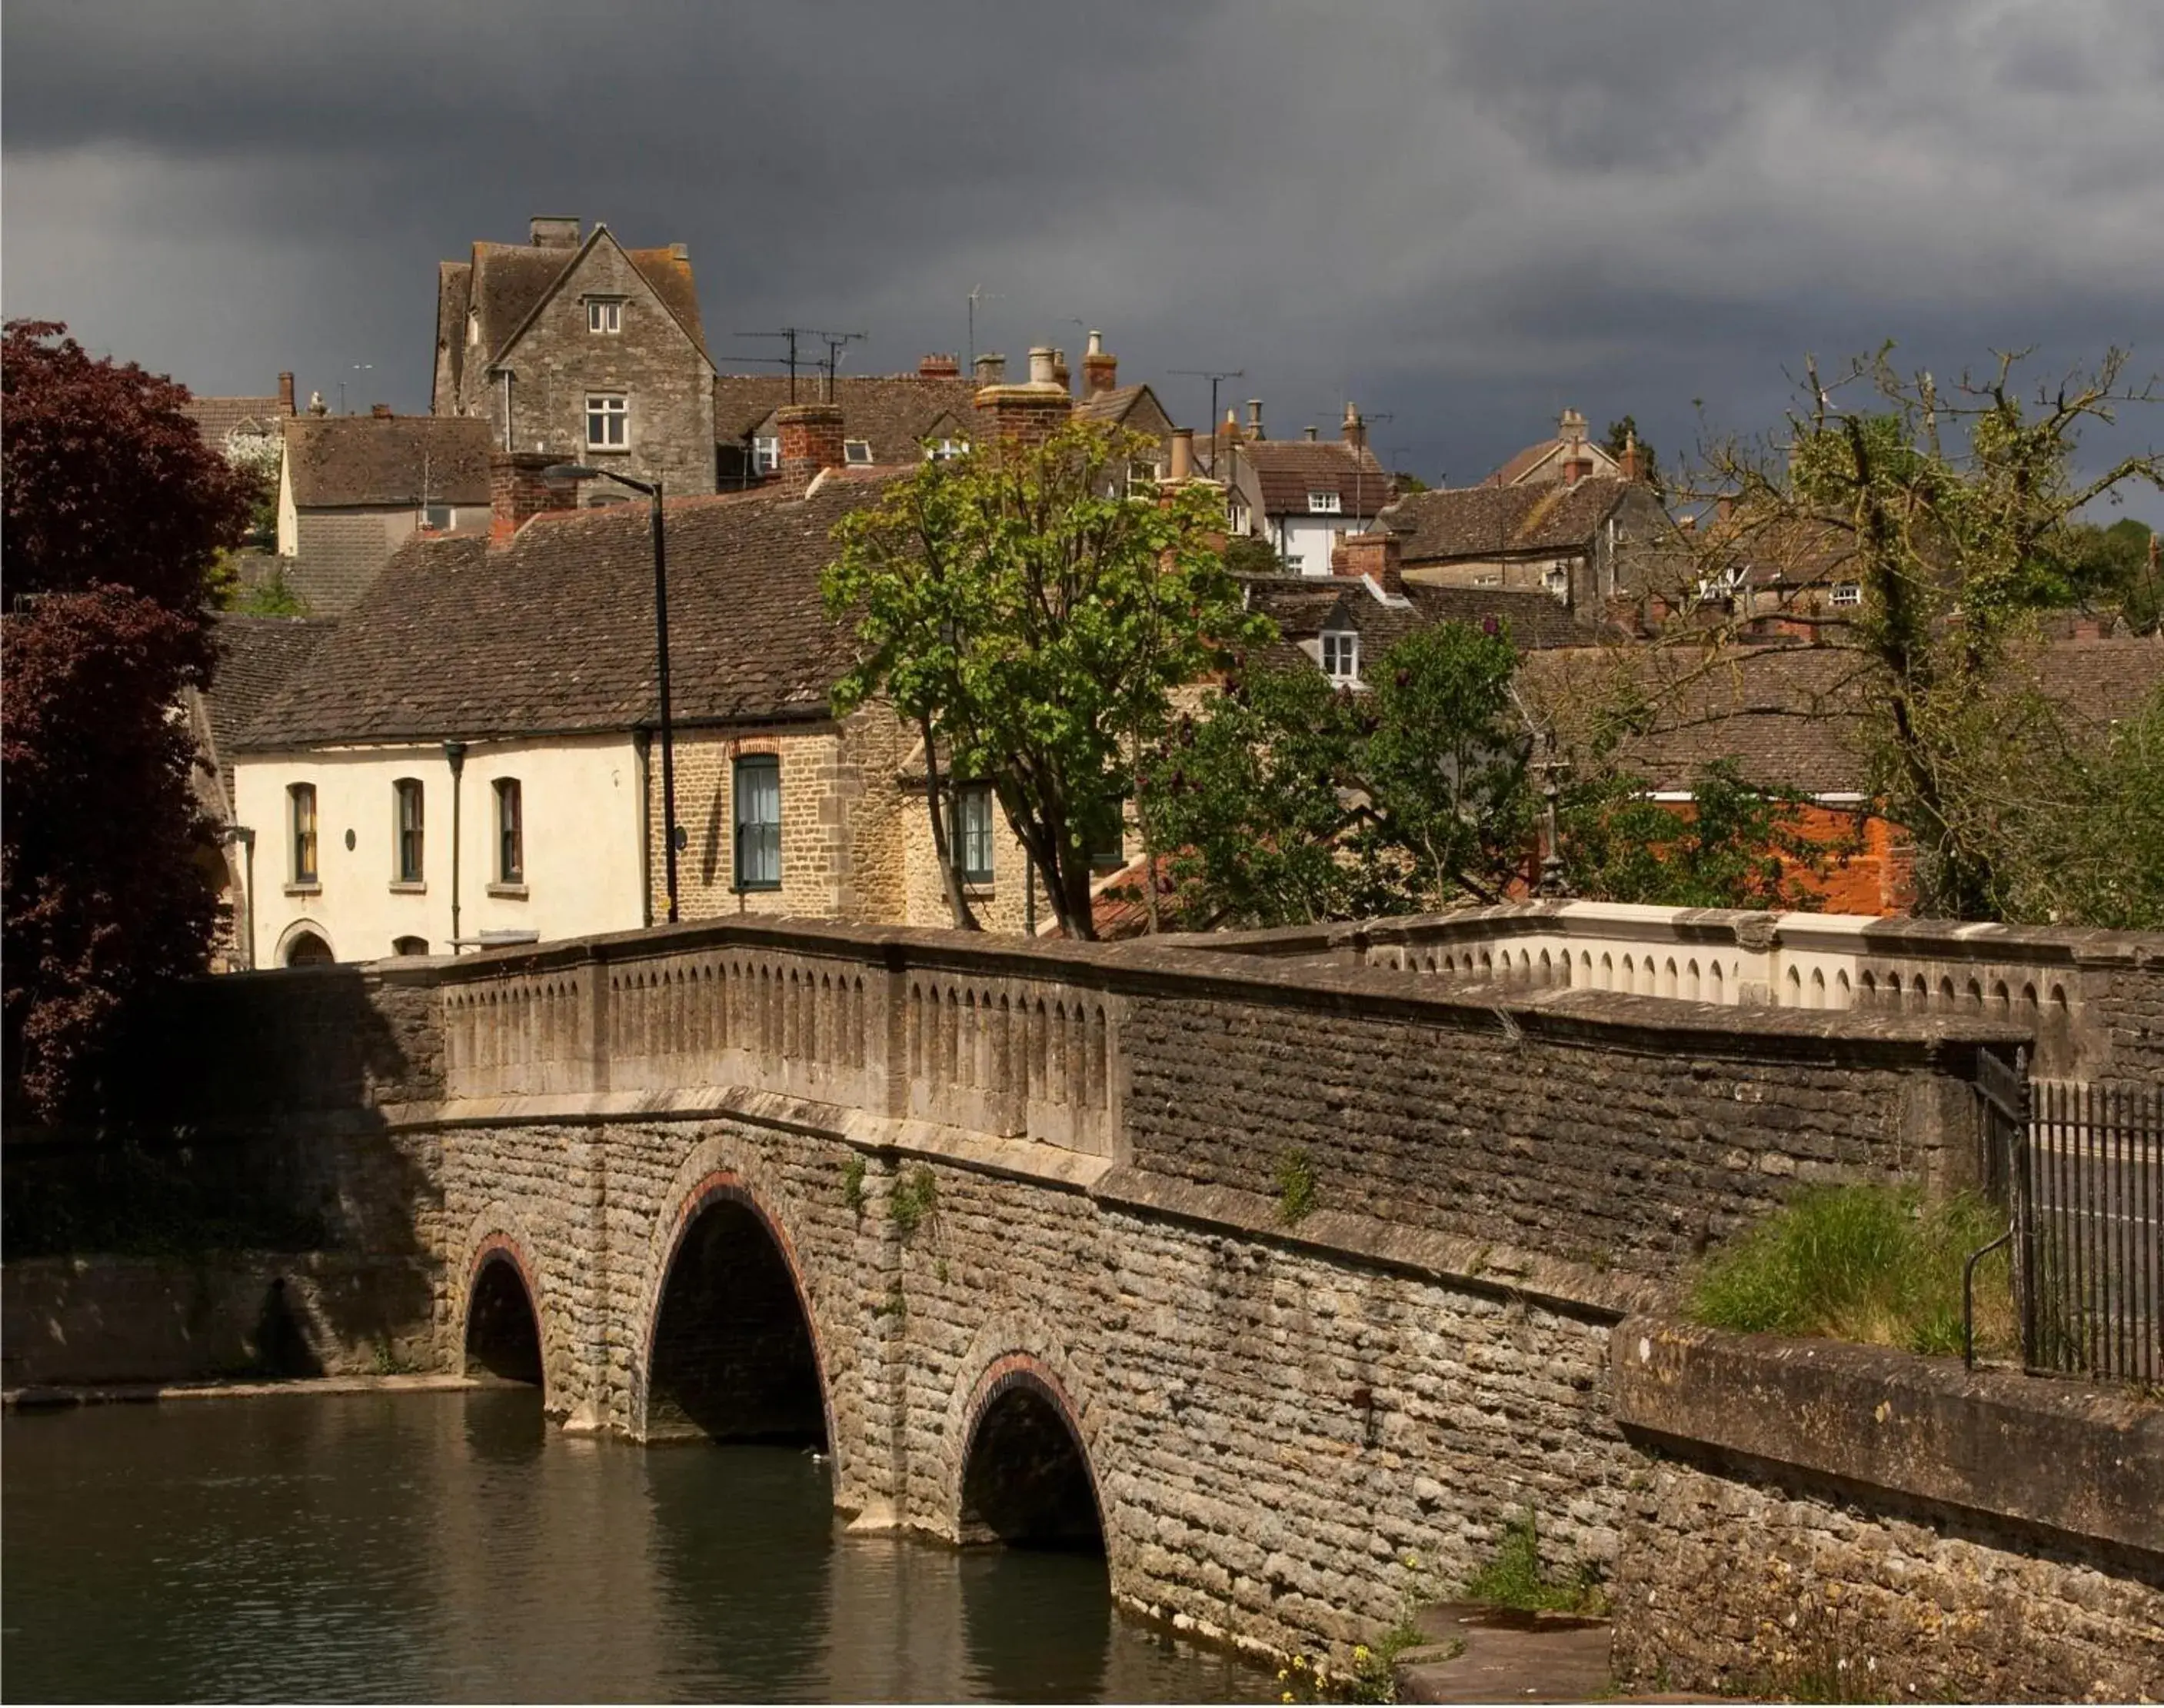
(1275, 1146), (1318, 1225)
(1690, 1184), (2013, 1358)
(1462, 1510), (1605, 1615)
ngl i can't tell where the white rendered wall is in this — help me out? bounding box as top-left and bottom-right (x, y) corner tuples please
(234, 734), (645, 965)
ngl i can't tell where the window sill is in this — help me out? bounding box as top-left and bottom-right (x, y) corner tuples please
(284, 882), (321, 897)
(732, 883), (784, 896)
(960, 880), (996, 896)
(583, 445), (631, 457)
(388, 881), (428, 895)
(487, 882), (529, 901)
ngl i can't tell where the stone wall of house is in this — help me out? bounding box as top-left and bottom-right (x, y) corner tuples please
(1608, 1320), (2163, 1702)
(501, 239), (714, 499)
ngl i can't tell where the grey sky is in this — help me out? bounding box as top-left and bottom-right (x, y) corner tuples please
(6, 0), (2161, 517)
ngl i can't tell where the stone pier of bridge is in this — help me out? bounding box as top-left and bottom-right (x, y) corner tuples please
(100, 910), (2164, 1696)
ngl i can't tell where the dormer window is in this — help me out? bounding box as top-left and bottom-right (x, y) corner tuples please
(844, 439), (874, 465)
(586, 298), (624, 335)
(1320, 630), (1360, 684)
(1307, 491), (1343, 514)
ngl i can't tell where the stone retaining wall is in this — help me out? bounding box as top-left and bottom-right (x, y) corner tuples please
(1608, 1318), (2164, 1701)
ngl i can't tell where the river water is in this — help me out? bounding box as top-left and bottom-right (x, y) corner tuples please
(2, 1389), (1268, 1703)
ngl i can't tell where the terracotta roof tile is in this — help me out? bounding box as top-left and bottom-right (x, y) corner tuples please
(712, 374), (980, 461)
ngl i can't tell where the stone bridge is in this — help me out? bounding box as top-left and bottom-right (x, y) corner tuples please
(126, 909), (2089, 1665)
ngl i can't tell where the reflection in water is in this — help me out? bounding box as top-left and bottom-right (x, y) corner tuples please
(2, 1390), (1267, 1704)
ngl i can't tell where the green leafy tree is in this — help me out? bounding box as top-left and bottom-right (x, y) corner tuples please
(1221, 534), (1297, 577)
(825, 419), (1270, 938)
(1143, 621), (1533, 926)
(1359, 620), (1533, 909)
(1143, 664), (1373, 927)
(1562, 760), (1838, 909)
(2061, 516), (2158, 631)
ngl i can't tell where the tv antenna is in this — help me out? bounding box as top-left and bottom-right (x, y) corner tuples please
(338, 363), (374, 416)
(1355, 410), (1394, 524)
(731, 328), (824, 401)
(966, 285), (1000, 369)
(1170, 368), (1244, 475)
(816, 331), (869, 401)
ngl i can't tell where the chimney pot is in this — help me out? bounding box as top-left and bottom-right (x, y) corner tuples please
(371, 402), (392, 418)
(278, 371), (295, 412)
(1080, 331), (1117, 398)
(918, 353), (960, 379)
(1343, 402), (1367, 453)
(1027, 347), (1058, 387)
(308, 391), (328, 417)
(529, 215), (581, 248)
(1619, 431), (1643, 484)
(975, 347), (1074, 448)
(1050, 348), (1071, 394)
(490, 450), (564, 545)
(1560, 408), (1586, 446)
(1169, 428), (1194, 483)
(1247, 398), (1264, 438)
(775, 402), (847, 497)
(1303, 426), (1318, 441)
(669, 241), (689, 261)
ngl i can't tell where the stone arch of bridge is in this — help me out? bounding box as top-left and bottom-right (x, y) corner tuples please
(637, 1160), (840, 1460)
(454, 1212), (561, 1410)
(949, 1343), (1107, 1554)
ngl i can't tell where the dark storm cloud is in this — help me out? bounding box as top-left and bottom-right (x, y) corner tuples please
(6, 0), (2161, 510)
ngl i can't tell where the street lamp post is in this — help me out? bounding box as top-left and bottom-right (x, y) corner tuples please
(545, 463), (681, 923)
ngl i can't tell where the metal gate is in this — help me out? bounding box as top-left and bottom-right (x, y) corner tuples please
(1999, 1065), (2163, 1386)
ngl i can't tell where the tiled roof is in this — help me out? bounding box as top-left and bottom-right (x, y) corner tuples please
(1519, 636), (2164, 797)
(1381, 478), (1629, 561)
(624, 246), (707, 359)
(1073, 385), (1153, 426)
(1246, 575), (1584, 674)
(713, 374), (980, 459)
(235, 474), (893, 751)
(283, 415), (494, 509)
(201, 614), (339, 804)
(1483, 437), (1621, 488)
(1235, 438), (1397, 518)
(181, 393), (288, 449)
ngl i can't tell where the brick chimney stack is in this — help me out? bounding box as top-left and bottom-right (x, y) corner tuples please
(278, 371), (295, 413)
(371, 403), (392, 418)
(776, 402), (846, 496)
(1050, 348), (1071, 395)
(1081, 330), (1117, 398)
(974, 345), (1073, 449)
(490, 450), (561, 545)
(1619, 431), (1643, 484)
(918, 354), (960, 379)
(1332, 531), (1403, 595)
(1343, 401), (1367, 454)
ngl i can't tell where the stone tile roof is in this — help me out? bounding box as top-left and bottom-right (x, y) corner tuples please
(1236, 438), (1397, 518)
(235, 474), (894, 751)
(181, 393), (288, 449)
(283, 415), (494, 509)
(1246, 576), (1584, 674)
(1073, 385), (1154, 426)
(1381, 478), (1629, 561)
(1520, 636), (2164, 797)
(712, 375), (980, 459)
(201, 614), (339, 804)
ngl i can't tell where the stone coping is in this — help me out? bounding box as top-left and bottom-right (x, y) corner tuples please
(1611, 1316), (2164, 1558)
(1199, 901), (2164, 969)
(238, 914), (2027, 1070)
(375, 1085), (1654, 1318)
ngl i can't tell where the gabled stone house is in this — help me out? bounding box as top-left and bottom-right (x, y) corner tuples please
(1205, 403), (1398, 576)
(432, 215), (717, 504)
(1481, 407), (1625, 488)
(1377, 474), (1676, 622)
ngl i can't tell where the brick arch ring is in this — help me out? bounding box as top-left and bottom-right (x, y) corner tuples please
(636, 1167), (841, 1469)
(950, 1350), (1109, 1547)
(455, 1212), (561, 1413)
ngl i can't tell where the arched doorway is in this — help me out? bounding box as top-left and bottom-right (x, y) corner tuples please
(960, 1373), (1103, 1550)
(282, 929), (333, 966)
(648, 1194), (826, 1446)
(464, 1252), (544, 1386)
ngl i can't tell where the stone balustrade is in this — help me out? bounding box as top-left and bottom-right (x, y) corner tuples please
(1194, 901), (2164, 1080)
